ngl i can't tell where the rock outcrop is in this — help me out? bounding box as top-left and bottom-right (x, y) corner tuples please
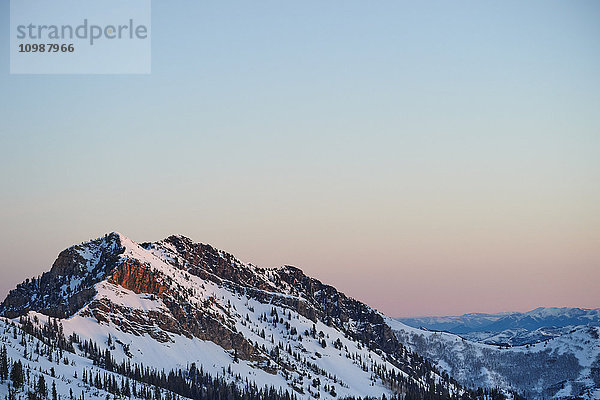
(0, 233), (123, 318)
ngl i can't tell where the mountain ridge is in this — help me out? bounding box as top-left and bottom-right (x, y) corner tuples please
(0, 232), (469, 400)
(397, 307), (600, 345)
(388, 317), (600, 399)
(3, 232), (596, 399)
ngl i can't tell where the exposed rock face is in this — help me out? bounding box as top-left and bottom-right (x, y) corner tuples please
(103, 258), (259, 360)
(144, 235), (277, 291)
(83, 296), (255, 358)
(277, 267), (404, 356)
(110, 259), (168, 296)
(0, 233), (124, 318)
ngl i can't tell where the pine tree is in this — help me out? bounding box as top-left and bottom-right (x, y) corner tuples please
(10, 360), (24, 389)
(37, 374), (48, 399)
(0, 345), (8, 381)
(52, 381), (58, 400)
(122, 378), (131, 398)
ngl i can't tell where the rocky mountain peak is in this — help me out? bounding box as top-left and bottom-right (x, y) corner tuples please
(0, 233), (125, 318)
(0, 232), (468, 398)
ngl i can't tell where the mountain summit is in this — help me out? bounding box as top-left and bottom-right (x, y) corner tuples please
(0, 232), (467, 400)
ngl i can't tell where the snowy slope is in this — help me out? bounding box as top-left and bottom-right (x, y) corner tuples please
(0, 317), (186, 400)
(1, 232), (466, 400)
(386, 317), (600, 399)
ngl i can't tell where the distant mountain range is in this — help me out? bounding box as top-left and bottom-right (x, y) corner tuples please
(388, 318), (600, 399)
(392, 307), (600, 398)
(397, 307), (600, 345)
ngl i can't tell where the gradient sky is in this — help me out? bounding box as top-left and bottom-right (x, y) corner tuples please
(1, 1), (599, 317)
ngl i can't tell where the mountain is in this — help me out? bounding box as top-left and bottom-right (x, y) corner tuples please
(397, 308), (600, 346)
(0, 232), (476, 400)
(387, 318), (600, 399)
(397, 313), (513, 336)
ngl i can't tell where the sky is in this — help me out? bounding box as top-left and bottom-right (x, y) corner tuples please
(0, 1), (599, 317)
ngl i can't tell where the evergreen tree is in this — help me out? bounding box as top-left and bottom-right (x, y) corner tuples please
(37, 374), (48, 399)
(52, 381), (57, 400)
(0, 345), (8, 381)
(10, 360), (24, 389)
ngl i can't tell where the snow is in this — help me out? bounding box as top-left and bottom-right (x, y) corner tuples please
(0, 317), (182, 400)
(398, 307), (600, 346)
(385, 315), (600, 399)
(94, 282), (166, 313)
(20, 233), (419, 399)
(12, 231), (590, 399)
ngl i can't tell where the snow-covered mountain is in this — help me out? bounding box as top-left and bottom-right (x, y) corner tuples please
(387, 318), (600, 399)
(0, 232), (475, 400)
(397, 308), (600, 346)
(0, 316), (185, 400)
